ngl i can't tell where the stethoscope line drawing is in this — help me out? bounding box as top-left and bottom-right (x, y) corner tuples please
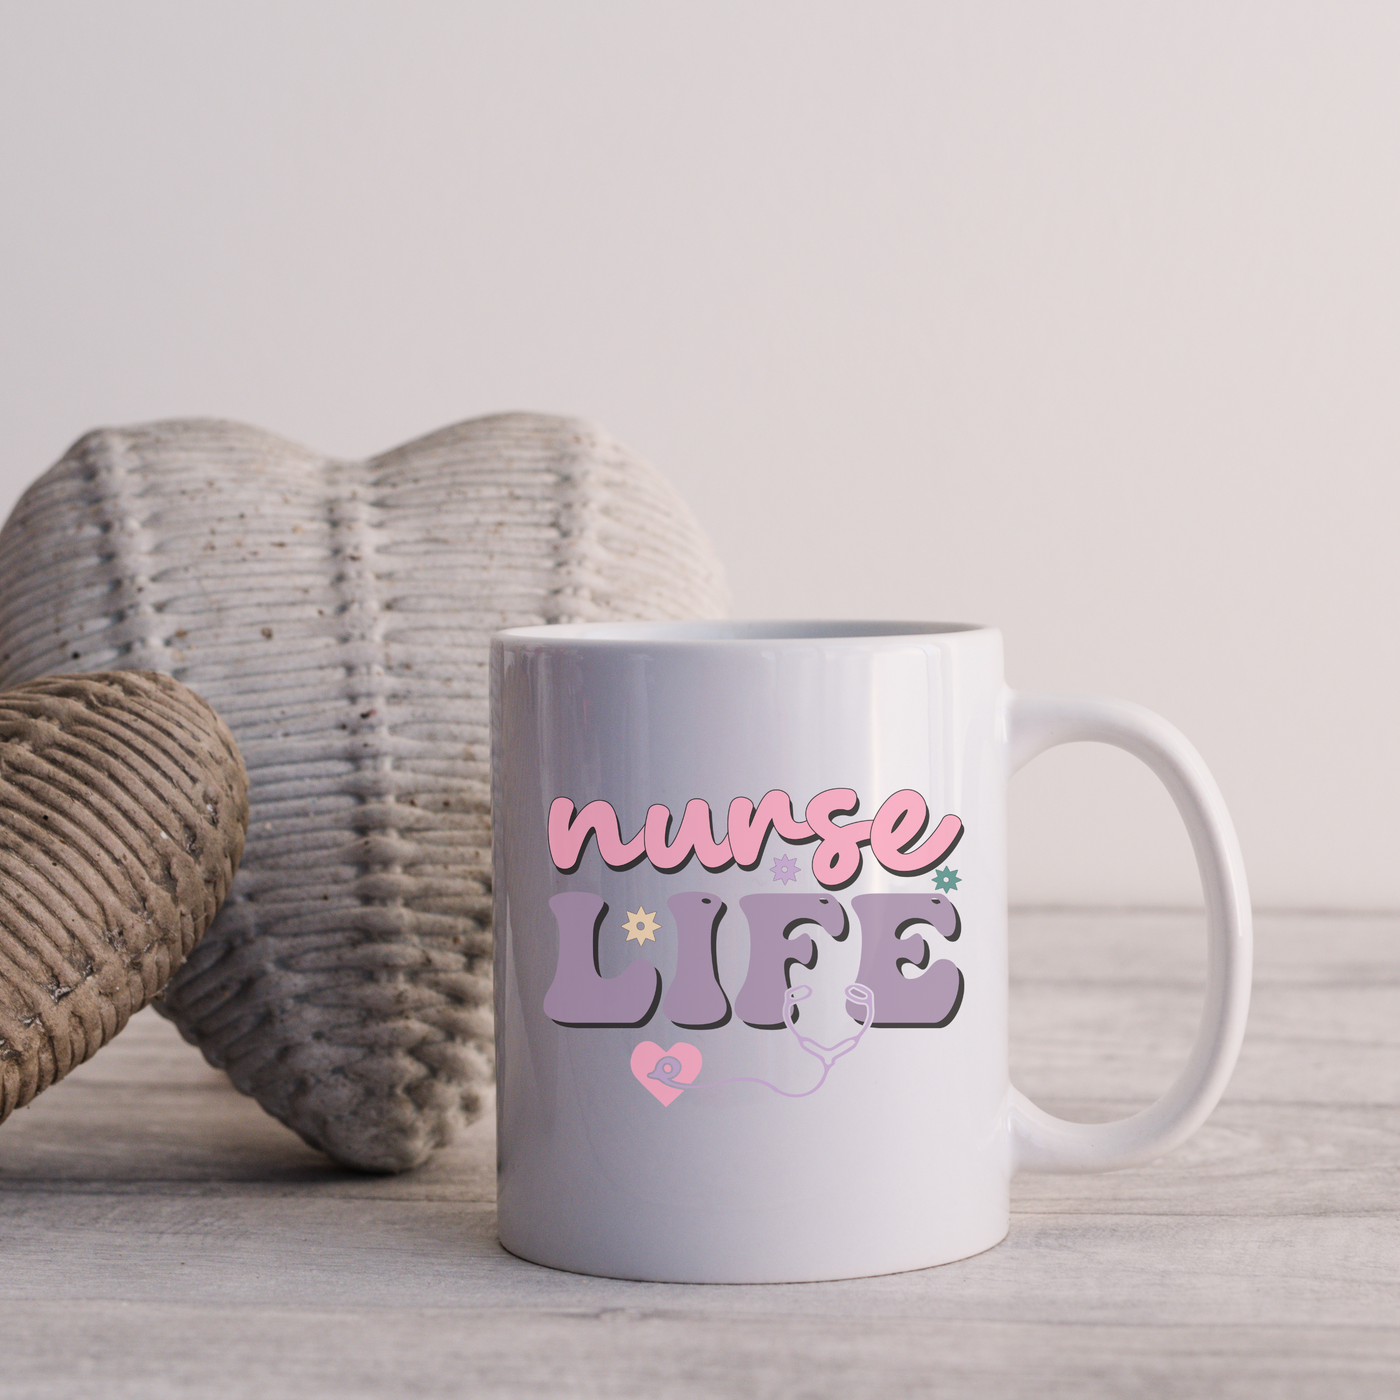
(646, 982), (874, 1099)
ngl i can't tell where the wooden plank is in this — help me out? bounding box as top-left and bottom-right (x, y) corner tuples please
(2, 1087), (1393, 1222)
(3, 1306), (1399, 1400)
(1011, 983), (1400, 1105)
(1006, 911), (1400, 1104)
(0, 1192), (1395, 1327)
(1010, 909), (1400, 986)
(1012, 1100), (1400, 1216)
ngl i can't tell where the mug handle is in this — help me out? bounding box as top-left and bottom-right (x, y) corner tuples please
(1005, 691), (1253, 1172)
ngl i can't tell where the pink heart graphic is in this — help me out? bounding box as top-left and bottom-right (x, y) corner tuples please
(630, 1041), (703, 1107)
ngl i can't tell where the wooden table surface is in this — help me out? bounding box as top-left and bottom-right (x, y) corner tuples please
(1, 909), (1395, 1399)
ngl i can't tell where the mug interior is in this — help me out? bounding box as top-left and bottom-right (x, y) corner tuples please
(496, 619), (987, 644)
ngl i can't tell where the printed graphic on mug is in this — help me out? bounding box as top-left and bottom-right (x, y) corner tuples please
(541, 785), (966, 1104)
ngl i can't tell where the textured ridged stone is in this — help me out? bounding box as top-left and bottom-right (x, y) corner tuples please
(0, 671), (248, 1123)
(0, 413), (729, 1171)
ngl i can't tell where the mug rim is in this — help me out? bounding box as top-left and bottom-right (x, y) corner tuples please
(494, 619), (993, 646)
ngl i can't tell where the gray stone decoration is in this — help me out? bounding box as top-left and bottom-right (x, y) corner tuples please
(0, 414), (729, 1171)
(0, 671), (248, 1124)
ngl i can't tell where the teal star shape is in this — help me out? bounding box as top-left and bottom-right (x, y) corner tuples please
(933, 866), (961, 892)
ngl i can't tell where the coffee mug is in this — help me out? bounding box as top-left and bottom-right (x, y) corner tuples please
(490, 621), (1251, 1283)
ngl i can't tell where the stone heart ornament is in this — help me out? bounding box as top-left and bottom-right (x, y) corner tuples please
(0, 671), (248, 1122)
(0, 413), (728, 1170)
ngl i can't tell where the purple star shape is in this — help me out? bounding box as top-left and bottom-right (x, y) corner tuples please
(770, 853), (800, 885)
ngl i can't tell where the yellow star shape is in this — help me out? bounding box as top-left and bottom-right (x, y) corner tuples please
(623, 907), (659, 946)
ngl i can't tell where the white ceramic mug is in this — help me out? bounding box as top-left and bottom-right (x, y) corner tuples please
(490, 621), (1251, 1283)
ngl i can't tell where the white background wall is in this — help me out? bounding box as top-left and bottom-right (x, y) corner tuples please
(1, 2), (1395, 908)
